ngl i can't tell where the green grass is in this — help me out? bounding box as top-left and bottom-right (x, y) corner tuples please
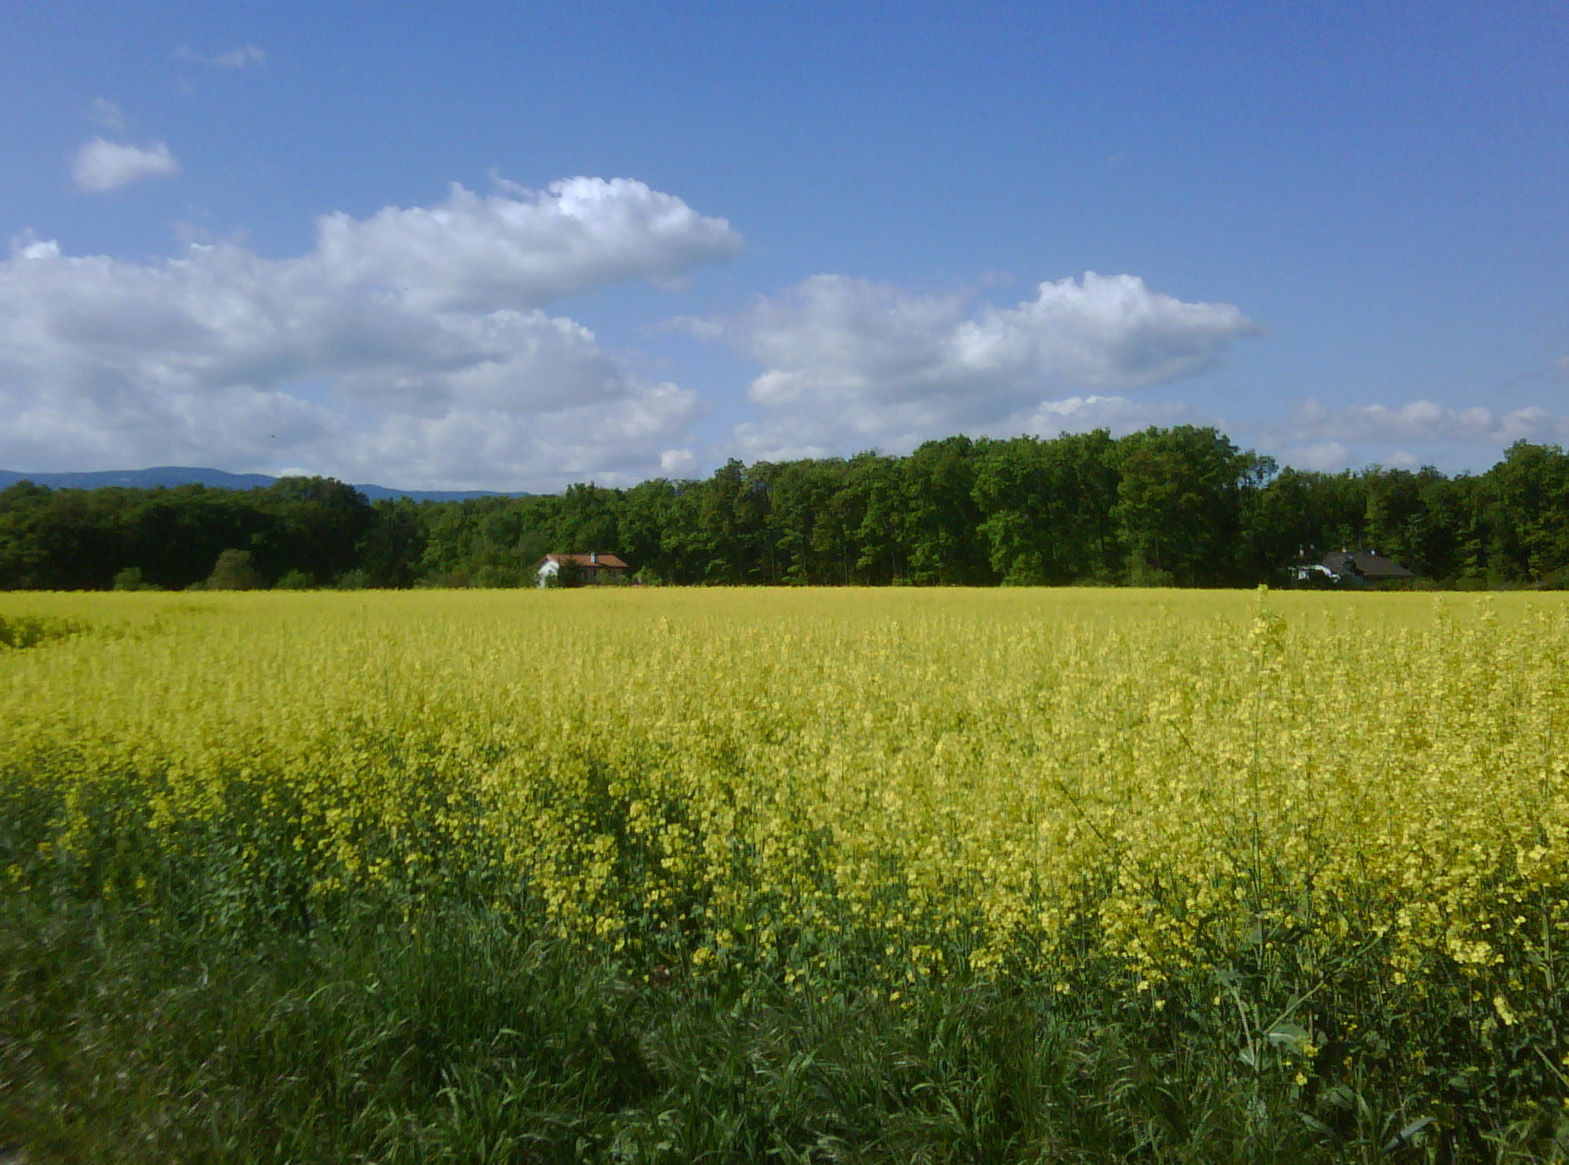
(5, 891), (1568, 1163)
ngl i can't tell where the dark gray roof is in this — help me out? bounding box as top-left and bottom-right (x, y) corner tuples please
(1321, 550), (1416, 579)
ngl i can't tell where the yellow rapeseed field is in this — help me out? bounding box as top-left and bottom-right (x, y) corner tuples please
(3, 587), (1567, 1021)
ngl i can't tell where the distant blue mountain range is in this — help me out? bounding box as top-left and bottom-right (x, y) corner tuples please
(0, 466), (524, 503)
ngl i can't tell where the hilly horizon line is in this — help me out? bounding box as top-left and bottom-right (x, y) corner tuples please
(0, 465), (529, 503)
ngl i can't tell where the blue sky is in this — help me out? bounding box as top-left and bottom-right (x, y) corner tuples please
(2, 1), (1565, 489)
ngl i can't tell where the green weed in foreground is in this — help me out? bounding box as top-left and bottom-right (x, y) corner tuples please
(3, 894), (1568, 1163)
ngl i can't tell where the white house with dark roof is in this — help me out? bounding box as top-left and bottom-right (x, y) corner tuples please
(1294, 549), (1416, 586)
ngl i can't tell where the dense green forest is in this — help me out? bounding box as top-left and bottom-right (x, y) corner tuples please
(4, 426), (1568, 590)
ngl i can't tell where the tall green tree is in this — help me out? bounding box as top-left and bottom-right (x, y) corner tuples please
(1113, 426), (1273, 586)
(693, 459), (772, 583)
(904, 436), (990, 585)
(359, 498), (427, 588)
(846, 453), (909, 584)
(971, 431), (1120, 585)
(1481, 442), (1569, 581)
(252, 477), (375, 586)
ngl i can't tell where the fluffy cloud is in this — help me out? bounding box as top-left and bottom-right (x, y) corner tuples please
(1009, 394), (1197, 437)
(0, 178), (739, 489)
(72, 138), (179, 192)
(729, 391), (1198, 463)
(317, 380), (701, 489)
(1258, 399), (1569, 471)
(1282, 399), (1569, 447)
(692, 271), (1254, 458)
(660, 448), (698, 476)
(314, 178), (743, 313)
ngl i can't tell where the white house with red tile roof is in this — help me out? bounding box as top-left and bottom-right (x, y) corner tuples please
(535, 552), (630, 586)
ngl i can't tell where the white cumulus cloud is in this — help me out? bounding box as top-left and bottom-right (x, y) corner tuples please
(314, 177), (743, 313)
(0, 178), (739, 490)
(691, 271), (1254, 459)
(1284, 399), (1569, 446)
(1008, 394), (1198, 438)
(72, 138), (179, 192)
(659, 448), (698, 476)
(1258, 399), (1569, 471)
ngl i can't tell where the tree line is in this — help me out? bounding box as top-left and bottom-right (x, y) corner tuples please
(3, 426), (1568, 591)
